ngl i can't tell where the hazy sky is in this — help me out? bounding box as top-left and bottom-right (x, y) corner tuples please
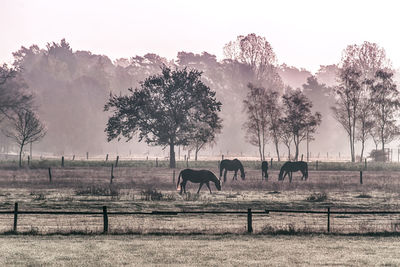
(1, 0), (400, 73)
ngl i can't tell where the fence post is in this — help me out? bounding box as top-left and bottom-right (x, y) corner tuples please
(13, 202), (18, 232)
(48, 167), (52, 183)
(360, 171), (363, 184)
(72, 155), (75, 161)
(222, 154), (224, 160)
(327, 207), (330, 233)
(364, 158), (367, 170)
(103, 206), (108, 233)
(106, 154), (109, 161)
(270, 158), (273, 168)
(61, 156), (64, 167)
(28, 156), (30, 167)
(115, 156), (119, 167)
(247, 208), (253, 233)
(186, 158), (188, 168)
(156, 158), (158, 167)
(301, 154), (303, 161)
(316, 160), (318, 170)
(86, 152), (89, 160)
(110, 164), (114, 184)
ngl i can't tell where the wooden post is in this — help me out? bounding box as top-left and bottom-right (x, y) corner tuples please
(110, 164), (114, 184)
(247, 208), (253, 233)
(103, 206), (108, 233)
(173, 170), (176, 184)
(327, 207), (330, 233)
(364, 158), (367, 170)
(156, 157), (158, 167)
(270, 158), (273, 168)
(360, 171), (363, 184)
(301, 154), (303, 161)
(115, 156), (119, 167)
(146, 156), (148, 161)
(326, 152), (328, 159)
(86, 152), (89, 160)
(106, 154), (109, 161)
(316, 160), (318, 170)
(13, 202), (18, 232)
(222, 154), (224, 160)
(72, 155), (75, 161)
(186, 158), (188, 168)
(48, 168), (52, 183)
(61, 156), (64, 167)
(27, 156), (30, 166)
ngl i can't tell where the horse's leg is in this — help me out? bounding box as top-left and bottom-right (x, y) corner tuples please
(180, 180), (184, 195)
(233, 170), (237, 180)
(224, 169), (227, 182)
(205, 182), (212, 194)
(182, 181), (187, 194)
(197, 183), (204, 194)
(289, 172), (292, 183)
(301, 170), (305, 180)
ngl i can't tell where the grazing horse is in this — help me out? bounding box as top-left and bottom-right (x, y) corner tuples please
(219, 159), (245, 182)
(177, 169), (221, 194)
(261, 161), (269, 180)
(278, 161), (308, 183)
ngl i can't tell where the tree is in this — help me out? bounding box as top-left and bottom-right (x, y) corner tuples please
(370, 70), (400, 155)
(281, 89), (322, 161)
(264, 88), (282, 161)
(331, 67), (362, 162)
(3, 110), (46, 167)
(188, 122), (220, 161)
(104, 66), (222, 168)
(0, 64), (32, 121)
(243, 83), (269, 161)
(223, 33), (278, 83)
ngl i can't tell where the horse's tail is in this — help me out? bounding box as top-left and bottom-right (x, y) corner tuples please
(177, 170), (183, 189)
(219, 161), (223, 178)
(278, 167), (285, 180)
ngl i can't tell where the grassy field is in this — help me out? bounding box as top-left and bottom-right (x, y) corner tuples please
(0, 160), (399, 234)
(1, 235), (400, 266)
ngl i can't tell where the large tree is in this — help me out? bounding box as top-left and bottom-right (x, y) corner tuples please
(281, 89), (322, 161)
(370, 70), (400, 155)
(104, 66), (222, 168)
(3, 109), (46, 167)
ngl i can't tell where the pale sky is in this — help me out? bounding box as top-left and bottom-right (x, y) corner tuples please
(1, 0), (400, 73)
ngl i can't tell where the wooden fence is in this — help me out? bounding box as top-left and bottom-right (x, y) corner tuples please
(1, 203), (400, 234)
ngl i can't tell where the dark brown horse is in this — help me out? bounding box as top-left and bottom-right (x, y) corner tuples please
(177, 169), (221, 194)
(278, 161), (308, 183)
(261, 161), (269, 180)
(219, 159), (245, 182)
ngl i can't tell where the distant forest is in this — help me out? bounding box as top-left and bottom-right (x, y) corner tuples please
(2, 36), (399, 159)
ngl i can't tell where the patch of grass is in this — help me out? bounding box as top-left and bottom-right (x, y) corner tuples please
(306, 192), (328, 202)
(141, 189), (163, 201)
(183, 192), (200, 201)
(75, 185), (119, 197)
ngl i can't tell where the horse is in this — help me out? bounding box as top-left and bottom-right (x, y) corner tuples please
(177, 169), (221, 194)
(278, 161), (308, 183)
(261, 161), (269, 180)
(219, 159), (245, 182)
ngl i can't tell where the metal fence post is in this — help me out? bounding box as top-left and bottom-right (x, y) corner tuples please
(327, 207), (330, 233)
(247, 208), (253, 233)
(103, 206), (108, 233)
(13, 202), (18, 232)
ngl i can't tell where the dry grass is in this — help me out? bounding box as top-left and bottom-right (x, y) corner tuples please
(0, 165), (399, 234)
(0, 235), (400, 266)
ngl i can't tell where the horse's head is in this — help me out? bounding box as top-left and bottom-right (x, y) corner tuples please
(241, 172), (246, 180)
(215, 179), (222, 191)
(278, 172), (283, 181)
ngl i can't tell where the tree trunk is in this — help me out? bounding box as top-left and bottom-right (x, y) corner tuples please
(19, 144), (23, 168)
(360, 139), (365, 163)
(169, 143), (176, 168)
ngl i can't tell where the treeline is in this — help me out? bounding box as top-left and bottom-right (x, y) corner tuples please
(1, 34), (398, 160)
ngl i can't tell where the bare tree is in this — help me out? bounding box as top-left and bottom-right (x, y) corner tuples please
(188, 123), (220, 161)
(331, 67), (362, 162)
(281, 89), (322, 161)
(3, 110), (46, 167)
(264, 88), (282, 161)
(243, 83), (269, 161)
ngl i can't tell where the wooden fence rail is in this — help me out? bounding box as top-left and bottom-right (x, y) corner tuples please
(3, 203), (400, 234)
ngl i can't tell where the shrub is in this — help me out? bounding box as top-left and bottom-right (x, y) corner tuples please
(75, 185), (119, 197)
(141, 189), (163, 201)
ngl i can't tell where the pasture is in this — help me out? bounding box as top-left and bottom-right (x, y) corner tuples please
(1, 235), (400, 266)
(0, 159), (399, 234)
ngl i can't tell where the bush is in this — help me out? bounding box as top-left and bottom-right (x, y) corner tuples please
(306, 192), (327, 202)
(141, 189), (163, 201)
